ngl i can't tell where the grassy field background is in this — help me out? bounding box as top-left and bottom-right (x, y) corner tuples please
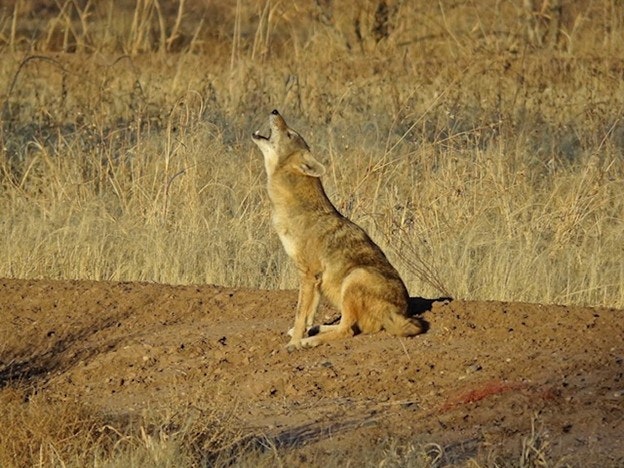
(0, 1), (623, 466)
(1, 0), (623, 308)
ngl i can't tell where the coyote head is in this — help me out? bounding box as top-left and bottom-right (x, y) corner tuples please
(252, 110), (325, 178)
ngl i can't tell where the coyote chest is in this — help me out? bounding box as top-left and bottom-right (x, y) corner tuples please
(272, 213), (299, 259)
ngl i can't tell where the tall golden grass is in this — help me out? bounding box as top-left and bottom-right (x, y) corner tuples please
(1, 1), (623, 308)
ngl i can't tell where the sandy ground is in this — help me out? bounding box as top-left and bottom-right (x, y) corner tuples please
(1, 278), (622, 465)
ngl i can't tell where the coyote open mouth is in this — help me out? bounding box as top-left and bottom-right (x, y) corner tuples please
(252, 128), (270, 141)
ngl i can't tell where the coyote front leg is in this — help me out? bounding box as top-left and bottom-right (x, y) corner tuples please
(287, 272), (321, 351)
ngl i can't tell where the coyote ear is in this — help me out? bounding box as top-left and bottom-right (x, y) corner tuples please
(298, 153), (325, 178)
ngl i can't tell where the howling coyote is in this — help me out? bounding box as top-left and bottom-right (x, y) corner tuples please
(252, 110), (424, 350)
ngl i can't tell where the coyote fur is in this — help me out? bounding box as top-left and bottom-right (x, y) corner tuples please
(252, 110), (423, 350)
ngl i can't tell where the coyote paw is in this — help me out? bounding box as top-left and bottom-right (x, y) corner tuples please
(300, 337), (321, 349)
(286, 339), (304, 352)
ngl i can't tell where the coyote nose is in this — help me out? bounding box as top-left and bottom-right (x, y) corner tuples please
(271, 109), (280, 116)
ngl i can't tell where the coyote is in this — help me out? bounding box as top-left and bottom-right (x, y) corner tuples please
(252, 110), (424, 350)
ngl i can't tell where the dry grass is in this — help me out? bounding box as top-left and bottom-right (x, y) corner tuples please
(0, 383), (255, 467)
(1, 1), (623, 308)
(0, 4), (623, 462)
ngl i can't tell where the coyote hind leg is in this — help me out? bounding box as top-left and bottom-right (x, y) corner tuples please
(299, 321), (355, 348)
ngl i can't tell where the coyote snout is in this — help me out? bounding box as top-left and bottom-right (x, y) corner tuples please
(252, 110), (424, 350)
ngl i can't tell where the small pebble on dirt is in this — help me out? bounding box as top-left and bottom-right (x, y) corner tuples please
(466, 363), (483, 373)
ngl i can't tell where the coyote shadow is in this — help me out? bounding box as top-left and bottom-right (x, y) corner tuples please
(406, 296), (453, 334)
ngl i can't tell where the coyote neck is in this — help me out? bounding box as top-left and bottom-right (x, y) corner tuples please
(267, 171), (337, 215)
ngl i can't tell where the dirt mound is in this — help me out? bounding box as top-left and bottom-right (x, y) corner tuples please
(1, 278), (622, 465)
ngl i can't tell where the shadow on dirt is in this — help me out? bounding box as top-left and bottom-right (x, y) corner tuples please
(258, 416), (380, 449)
(408, 296), (453, 314)
(0, 315), (131, 390)
(407, 296), (453, 334)
(217, 415), (479, 466)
